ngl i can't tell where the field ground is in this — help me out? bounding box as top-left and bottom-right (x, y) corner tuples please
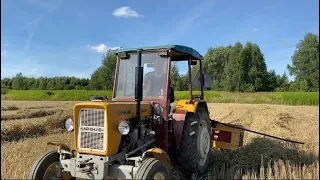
(1, 100), (319, 179)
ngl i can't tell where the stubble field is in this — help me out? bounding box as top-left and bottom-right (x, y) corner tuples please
(1, 100), (319, 179)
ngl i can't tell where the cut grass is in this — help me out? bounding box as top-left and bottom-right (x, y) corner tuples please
(1, 109), (61, 121)
(0, 101), (318, 179)
(1, 90), (319, 106)
(1, 135), (318, 180)
(1, 110), (73, 142)
(1, 132), (74, 179)
(25, 105), (55, 110)
(202, 137), (319, 180)
(1, 105), (19, 111)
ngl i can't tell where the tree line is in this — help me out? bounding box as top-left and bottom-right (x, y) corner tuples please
(1, 32), (318, 92)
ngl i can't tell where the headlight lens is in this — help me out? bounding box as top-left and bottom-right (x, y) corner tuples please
(65, 118), (74, 132)
(118, 121), (130, 135)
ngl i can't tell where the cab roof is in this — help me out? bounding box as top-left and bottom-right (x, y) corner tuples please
(115, 45), (203, 60)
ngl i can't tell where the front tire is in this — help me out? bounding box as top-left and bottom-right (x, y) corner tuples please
(28, 150), (72, 180)
(135, 158), (171, 180)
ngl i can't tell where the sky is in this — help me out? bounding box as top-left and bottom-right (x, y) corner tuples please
(1, 0), (319, 81)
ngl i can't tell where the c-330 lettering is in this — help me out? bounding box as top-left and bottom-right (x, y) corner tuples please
(80, 127), (104, 132)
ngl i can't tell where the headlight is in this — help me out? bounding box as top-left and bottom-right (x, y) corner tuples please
(118, 121), (130, 135)
(65, 118), (74, 132)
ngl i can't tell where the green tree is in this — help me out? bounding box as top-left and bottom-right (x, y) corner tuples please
(170, 62), (180, 90)
(248, 44), (268, 91)
(265, 70), (277, 91)
(275, 72), (290, 91)
(223, 42), (244, 91)
(89, 51), (117, 90)
(177, 74), (188, 91)
(287, 33), (319, 91)
(12, 73), (26, 90)
(203, 46), (231, 91)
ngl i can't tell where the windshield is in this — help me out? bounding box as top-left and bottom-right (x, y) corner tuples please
(115, 52), (168, 99)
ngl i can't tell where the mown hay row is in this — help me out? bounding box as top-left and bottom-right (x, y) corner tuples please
(1, 109), (62, 121)
(25, 105), (55, 110)
(1, 105), (19, 111)
(200, 137), (319, 180)
(1, 132), (74, 179)
(1, 110), (73, 142)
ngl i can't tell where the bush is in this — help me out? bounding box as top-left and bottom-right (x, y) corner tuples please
(1, 87), (8, 95)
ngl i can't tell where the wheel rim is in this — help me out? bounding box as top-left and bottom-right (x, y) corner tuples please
(43, 162), (60, 179)
(197, 120), (210, 166)
(153, 172), (166, 180)
(43, 162), (70, 180)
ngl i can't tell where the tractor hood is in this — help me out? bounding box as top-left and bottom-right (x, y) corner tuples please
(72, 101), (153, 156)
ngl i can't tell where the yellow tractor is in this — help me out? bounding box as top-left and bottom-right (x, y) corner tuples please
(28, 45), (303, 180)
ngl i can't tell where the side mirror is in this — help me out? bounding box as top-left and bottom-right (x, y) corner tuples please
(191, 60), (197, 65)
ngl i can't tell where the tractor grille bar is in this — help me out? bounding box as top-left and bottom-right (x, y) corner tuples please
(78, 108), (106, 151)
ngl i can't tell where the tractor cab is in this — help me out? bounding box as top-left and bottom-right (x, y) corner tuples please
(113, 45), (205, 118)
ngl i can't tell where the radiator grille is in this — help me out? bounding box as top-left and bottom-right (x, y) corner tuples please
(78, 108), (105, 151)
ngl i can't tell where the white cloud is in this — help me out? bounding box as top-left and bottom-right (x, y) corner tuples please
(253, 28), (258, 32)
(88, 44), (120, 53)
(112, 6), (143, 18)
(1, 50), (7, 56)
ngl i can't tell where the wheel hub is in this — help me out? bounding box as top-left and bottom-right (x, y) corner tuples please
(153, 172), (166, 180)
(43, 162), (70, 180)
(197, 120), (210, 166)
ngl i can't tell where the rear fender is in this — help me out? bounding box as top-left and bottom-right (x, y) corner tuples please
(172, 109), (188, 150)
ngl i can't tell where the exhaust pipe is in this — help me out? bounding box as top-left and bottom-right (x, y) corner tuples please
(135, 49), (143, 119)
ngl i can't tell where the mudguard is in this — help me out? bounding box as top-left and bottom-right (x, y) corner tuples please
(142, 147), (171, 170)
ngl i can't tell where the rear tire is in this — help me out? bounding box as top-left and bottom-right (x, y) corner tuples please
(28, 150), (73, 180)
(176, 107), (212, 177)
(135, 158), (171, 180)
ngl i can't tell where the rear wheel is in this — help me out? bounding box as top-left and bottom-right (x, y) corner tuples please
(196, 107), (211, 175)
(176, 107), (211, 177)
(135, 158), (171, 180)
(28, 150), (73, 180)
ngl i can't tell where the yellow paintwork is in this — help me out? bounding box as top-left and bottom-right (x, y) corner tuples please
(211, 123), (244, 150)
(73, 101), (153, 156)
(144, 148), (171, 169)
(175, 99), (199, 113)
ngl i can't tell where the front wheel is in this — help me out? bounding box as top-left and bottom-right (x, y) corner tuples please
(28, 150), (73, 180)
(135, 158), (171, 180)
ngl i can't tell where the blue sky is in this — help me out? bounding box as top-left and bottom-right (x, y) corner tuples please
(1, 0), (319, 80)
